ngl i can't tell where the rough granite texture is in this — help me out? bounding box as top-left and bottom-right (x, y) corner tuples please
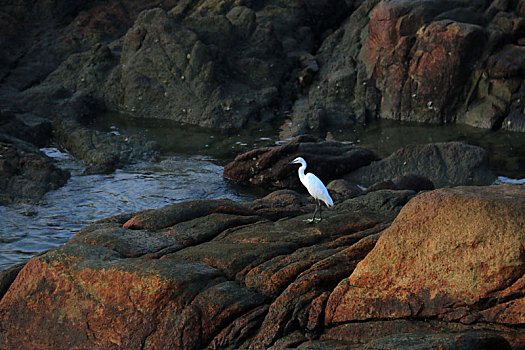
(1, 185), (524, 349)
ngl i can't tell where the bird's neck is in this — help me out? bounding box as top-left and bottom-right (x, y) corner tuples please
(298, 164), (306, 182)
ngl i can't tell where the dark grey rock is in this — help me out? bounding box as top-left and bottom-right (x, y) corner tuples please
(344, 142), (496, 188)
(0, 140), (70, 204)
(364, 174), (434, 194)
(327, 179), (363, 201)
(52, 119), (160, 174)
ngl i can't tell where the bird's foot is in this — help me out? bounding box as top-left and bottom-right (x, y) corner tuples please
(303, 218), (322, 224)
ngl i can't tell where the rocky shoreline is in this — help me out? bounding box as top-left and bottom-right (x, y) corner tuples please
(0, 179), (523, 348)
(1, 0), (524, 201)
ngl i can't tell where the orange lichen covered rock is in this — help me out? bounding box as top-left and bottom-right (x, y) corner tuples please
(326, 185), (525, 327)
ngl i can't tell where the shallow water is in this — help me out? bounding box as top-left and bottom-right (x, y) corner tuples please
(1, 115), (524, 270)
(0, 149), (261, 270)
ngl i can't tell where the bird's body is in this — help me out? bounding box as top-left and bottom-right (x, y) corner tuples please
(290, 157), (333, 223)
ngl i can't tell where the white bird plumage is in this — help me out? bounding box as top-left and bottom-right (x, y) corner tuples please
(290, 157), (333, 223)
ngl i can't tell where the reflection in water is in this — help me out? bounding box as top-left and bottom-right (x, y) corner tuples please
(0, 149), (259, 270)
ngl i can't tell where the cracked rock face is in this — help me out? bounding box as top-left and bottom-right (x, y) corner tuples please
(1, 186), (524, 349)
(0, 191), (404, 349)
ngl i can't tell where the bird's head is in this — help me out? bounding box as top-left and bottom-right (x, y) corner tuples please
(289, 157), (306, 166)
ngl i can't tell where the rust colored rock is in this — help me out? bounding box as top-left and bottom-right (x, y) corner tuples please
(400, 21), (485, 123)
(0, 243), (263, 349)
(325, 185), (525, 327)
(243, 213), (388, 299)
(166, 240), (298, 281)
(322, 320), (513, 349)
(250, 189), (310, 221)
(223, 136), (378, 189)
(208, 305), (270, 349)
(364, 2), (485, 124)
(4, 183), (524, 348)
(292, 0), (525, 133)
(167, 209), (382, 282)
(0, 262), (24, 299)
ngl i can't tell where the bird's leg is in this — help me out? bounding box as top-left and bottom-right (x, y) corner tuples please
(316, 201), (323, 223)
(305, 200), (319, 223)
(312, 201), (319, 222)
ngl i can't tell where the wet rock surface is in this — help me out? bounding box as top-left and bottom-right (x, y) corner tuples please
(0, 109), (160, 202)
(0, 111), (70, 203)
(223, 135), (379, 189)
(1, 184), (524, 349)
(53, 119), (160, 174)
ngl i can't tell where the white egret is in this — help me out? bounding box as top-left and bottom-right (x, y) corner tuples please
(289, 157), (333, 223)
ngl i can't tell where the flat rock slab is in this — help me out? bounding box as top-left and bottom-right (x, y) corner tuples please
(122, 199), (255, 230)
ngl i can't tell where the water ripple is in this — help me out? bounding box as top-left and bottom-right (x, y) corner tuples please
(0, 151), (257, 270)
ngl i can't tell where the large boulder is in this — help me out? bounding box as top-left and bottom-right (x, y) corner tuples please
(2, 186), (524, 348)
(325, 185), (525, 348)
(0, 0), (179, 93)
(3, 0), (525, 132)
(344, 142), (496, 187)
(1, 0), (353, 129)
(0, 111), (69, 203)
(291, 0), (525, 134)
(366, 3), (485, 124)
